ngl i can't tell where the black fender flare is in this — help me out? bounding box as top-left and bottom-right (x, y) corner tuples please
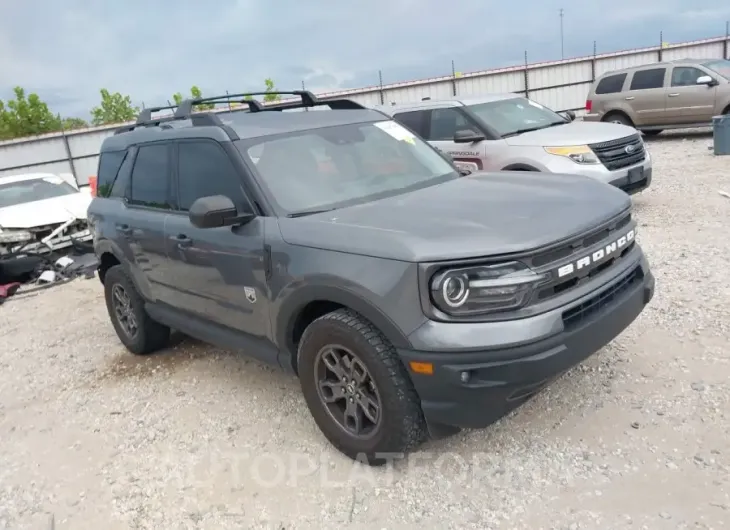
(95, 239), (129, 282)
(501, 163), (539, 171)
(275, 284), (413, 356)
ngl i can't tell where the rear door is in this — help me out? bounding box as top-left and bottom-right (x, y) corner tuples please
(625, 67), (668, 126)
(122, 142), (174, 302)
(163, 139), (271, 347)
(666, 65), (718, 123)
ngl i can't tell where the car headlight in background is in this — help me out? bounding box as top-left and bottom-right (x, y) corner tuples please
(430, 261), (548, 316)
(544, 145), (599, 164)
(0, 230), (33, 244)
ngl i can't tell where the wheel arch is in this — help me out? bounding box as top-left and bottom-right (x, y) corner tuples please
(276, 285), (413, 373)
(602, 109), (634, 126)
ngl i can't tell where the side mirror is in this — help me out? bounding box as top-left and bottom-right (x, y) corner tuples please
(453, 129), (486, 143)
(564, 110), (576, 122)
(188, 195), (254, 229)
(696, 75), (716, 86)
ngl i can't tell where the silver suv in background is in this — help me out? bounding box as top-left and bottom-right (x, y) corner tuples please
(375, 95), (652, 195)
(584, 58), (730, 135)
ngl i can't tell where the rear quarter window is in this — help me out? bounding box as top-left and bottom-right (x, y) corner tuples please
(595, 73), (627, 94)
(96, 150), (127, 198)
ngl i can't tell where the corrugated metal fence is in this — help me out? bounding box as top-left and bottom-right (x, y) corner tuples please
(1, 33), (728, 186)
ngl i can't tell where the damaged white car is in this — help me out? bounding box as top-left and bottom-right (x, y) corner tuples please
(0, 173), (93, 256)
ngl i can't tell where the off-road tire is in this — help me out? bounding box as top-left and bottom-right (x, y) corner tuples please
(103, 265), (170, 355)
(298, 308), (428, 466)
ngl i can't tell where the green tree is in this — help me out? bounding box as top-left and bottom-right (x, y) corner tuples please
(172, 86), (214, 110)
(263, 78), (280, 102)
(61, 117), (88, 130)
(0, 87), (62, 140)
(90, 89), (139, 125)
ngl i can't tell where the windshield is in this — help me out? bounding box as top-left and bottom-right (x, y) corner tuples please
(239, 120), (458, 214)
(466, 97), (567, 137)
(703, 59), (730, 80)
(0, 177), (78, 209)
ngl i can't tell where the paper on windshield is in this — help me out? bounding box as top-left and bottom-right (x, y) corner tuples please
(374, 121), (416, 145)
(42, 176), (64, 185)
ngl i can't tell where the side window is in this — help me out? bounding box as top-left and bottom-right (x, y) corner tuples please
(129, 143), (172, 209)
(96, 150), (126, 198)
(427, 108), (470, 141)
(176, 141), (247, 211)
(671, 67), (706, 87)
(595, 73), (627, 94)
(392, 111), (428, 137)
(629, 68), (666, 90)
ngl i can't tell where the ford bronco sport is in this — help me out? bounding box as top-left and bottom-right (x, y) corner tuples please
(88, 91), (655, 465)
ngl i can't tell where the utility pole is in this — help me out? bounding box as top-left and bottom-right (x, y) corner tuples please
(559, 8), (565, 59)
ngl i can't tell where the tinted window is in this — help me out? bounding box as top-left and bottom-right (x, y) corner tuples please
(393, 111), (428, 137)
(427, 108), (471, 141)
(671, 67), (706, 87)
(629, 68), (666, 90)
(242, 121), (456, 214)
(96, 151), (126, 198)
(176, 141), (246, 211)
(595, 73), (627, 94)
(129, 143), (171, 208)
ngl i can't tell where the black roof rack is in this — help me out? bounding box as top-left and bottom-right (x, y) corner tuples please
(260, 97), (366, 112)
(114, 90), (367, 136)
(174, 90), (319, 118)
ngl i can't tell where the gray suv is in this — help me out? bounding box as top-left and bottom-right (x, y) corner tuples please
(88, 91), (655, 465)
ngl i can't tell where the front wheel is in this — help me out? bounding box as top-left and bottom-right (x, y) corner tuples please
(297, 309), (427, 465)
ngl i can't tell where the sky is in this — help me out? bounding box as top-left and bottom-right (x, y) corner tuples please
(1, 0), (729, 120)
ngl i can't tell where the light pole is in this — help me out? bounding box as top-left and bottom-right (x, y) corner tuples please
(560, 8), (565, 59)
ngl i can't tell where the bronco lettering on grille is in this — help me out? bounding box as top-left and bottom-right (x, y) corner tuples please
(557, 229), (635, 278)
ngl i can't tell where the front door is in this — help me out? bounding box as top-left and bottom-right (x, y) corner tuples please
(666, 66), (718, 123)
(425, 107), (486, 173)
(163, 139), (271, 345)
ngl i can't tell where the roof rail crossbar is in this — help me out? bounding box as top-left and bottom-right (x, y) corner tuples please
(136, 104), (178, 124)
(174, 90), (318, 118)
(263, 98), (366, 112)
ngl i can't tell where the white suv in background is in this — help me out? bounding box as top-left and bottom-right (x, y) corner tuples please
(374, 95), (653, 195)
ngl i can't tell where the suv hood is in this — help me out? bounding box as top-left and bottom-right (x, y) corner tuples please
(504, 121), (637, 147)
(277, 172), (631, 262)
(0, 193), (91, 230)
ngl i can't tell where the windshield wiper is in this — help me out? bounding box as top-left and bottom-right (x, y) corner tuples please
(502, 122), (567, 138)
(287, 208), (336, 218)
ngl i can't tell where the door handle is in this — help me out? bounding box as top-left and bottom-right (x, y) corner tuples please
(625, 96), (635, 101)
(115, 224), (132, 235)
(170, 234), (193, 248)
(668, 93), (679, 97)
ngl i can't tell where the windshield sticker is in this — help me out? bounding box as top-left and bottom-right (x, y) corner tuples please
(375, 121), (416, 145)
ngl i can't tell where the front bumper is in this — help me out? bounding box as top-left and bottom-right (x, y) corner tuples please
(398, 259), (655, 433)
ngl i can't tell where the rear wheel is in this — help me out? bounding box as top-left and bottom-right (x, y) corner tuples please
(104, 265), (170, 355)
(604, 112), (633, 127)
(297, 308), (427, 465)
(640, 129), (663, 136)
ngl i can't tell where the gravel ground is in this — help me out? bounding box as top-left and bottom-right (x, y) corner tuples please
(1, 129), (729, 530)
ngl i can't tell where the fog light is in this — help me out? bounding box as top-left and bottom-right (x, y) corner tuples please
(460, 371), (470, 383)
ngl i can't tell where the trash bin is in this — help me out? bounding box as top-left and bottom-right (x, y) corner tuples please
(712, 114), (730, 156)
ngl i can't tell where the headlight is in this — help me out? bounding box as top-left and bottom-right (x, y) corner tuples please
(430, 261), (548, 316)
(0, 230), (33, 244)
(544, 145), (599, 164)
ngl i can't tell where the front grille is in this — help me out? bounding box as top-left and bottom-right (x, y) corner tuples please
(562, 266), (642, 329)
(589, 134), (645, 171)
